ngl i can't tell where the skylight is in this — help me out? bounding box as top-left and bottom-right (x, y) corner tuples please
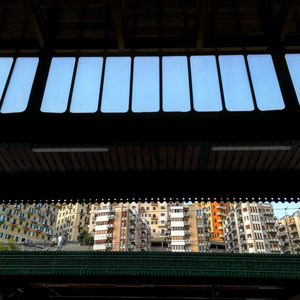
(41, 57), (75, 113)
(1, 58), (39, 113)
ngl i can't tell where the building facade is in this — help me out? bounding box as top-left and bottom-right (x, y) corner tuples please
(169, 205), (191, 252)
(56, 202), (90, 242)
(224, 203), (281, 254)
(0, 203), (57, 244)
(133, 201), (169, 250)
(277, 212), (300, 254)
(93, 202), (151, 251)
(199, 201), (228, 244)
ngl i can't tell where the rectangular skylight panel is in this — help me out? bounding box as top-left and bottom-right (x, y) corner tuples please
(285, 54), (300, 106)
(162, 56), (191, 112)
(190, 56), (222, 111)
(70, 57), (103, 113)
(1, 57), (39, 113)
(132, 57), (160, 112)
(41, 57), (75, 113)
(247, 54), (285, 111)
(101, 57), (131, 113)
(219, 55), (254, 111)
(0, 58), (13, 100)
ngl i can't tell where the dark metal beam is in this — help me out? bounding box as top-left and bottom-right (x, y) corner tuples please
(196, 0), (210, 49)
(0, 170), (300, 201)
(278, 0), (298, 43)
(23, 0), (48, 49)
(110, 0), (126, 50)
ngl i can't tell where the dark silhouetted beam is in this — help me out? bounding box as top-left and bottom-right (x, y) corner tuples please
(110, 0), (126, 50)
(196, 0), (210, 48)
(279, 0), (297, 43)
(23, 0), (48, 49)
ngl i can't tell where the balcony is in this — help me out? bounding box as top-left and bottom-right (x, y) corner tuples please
(217, 212), (227, 217)
(130, 216), (136, 222)
(105, 243), (112, 248)
(266, 228), (277, 233)
(292, 236), (300, 243)
(269, 237), (279, 243)
(216, 206), (226, 210)
(264, 219), (275, 224)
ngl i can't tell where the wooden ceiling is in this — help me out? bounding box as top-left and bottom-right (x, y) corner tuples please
(0, 142), (297, 174)
(0, 0), (299, 52)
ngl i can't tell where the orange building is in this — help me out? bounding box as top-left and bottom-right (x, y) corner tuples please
(199, 201), (229, 243)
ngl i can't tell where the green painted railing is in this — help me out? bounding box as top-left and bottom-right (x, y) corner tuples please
(0, 251), (299, 279)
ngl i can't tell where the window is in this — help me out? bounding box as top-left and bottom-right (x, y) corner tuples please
(101, 57), (131, 113)
(132, 57), (159, 112)
(285, 53), (300, 106)
(162, 56), (190, 112)
(41, 57), (75, 113)
(219, 55), (254, 111)
(70, 57), (103, 113)
(247, 54), (284, 111)
(190, 55), (222, 111)
(0, 58), (13, 101)
(2, 58), (39, 113)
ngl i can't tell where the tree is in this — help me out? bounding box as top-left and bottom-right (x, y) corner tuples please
(0, 240), (20, 251)
(78, 231), (94, 246)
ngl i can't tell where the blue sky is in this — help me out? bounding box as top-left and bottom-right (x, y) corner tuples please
(271, 202), (300, 219)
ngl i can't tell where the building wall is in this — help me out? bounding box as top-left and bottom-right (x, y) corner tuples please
(277, 212), (300, 254)
(56, 203), (90, 242)
(224, 203), (281, 254)
(93, 203), (151, 251)
(0, 203), (57, 244)
(200, 201), (228, 243)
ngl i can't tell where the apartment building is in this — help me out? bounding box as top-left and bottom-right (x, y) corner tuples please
(277, 212), (300, 254)
(0, 203), (57, 244)
(169, 205), (191, 252)
(224, 203), (281, 254)
(200, 201), (228, 243)
(93, 203), (151, 251)
(190, 204), (210, 252)
(56, 202), (90, 242)
(134, 202), (169, 237)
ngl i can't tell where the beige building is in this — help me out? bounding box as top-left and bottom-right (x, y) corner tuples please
(224, 202), (281, 254)
(56, 202), (91, 242)
(169, 204), (210, 253)
(277, 212), (300, 254)
(92, 202), (151, 251)
(133, 201), (169, 238)
(0, 203), (58, 244)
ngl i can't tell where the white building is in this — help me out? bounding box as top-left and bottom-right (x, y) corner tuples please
(169, 206), (191, 252)
(224, 203), (281, 254)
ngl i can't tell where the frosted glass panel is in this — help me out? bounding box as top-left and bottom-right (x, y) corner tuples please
(285, 54), (300, 106)
(132, 57), (160, 112)
(162, 56), (190, 112)
(101, 57), (131, 113)
(41, 57), (75, 113)
(219, 55), (254, 111)
(1, 57), (39, 113)
(248, 55), (284, 111)
(0, 58), (13, 100)
(191, 56), (222, 111)
(70, 57), (103, 113)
